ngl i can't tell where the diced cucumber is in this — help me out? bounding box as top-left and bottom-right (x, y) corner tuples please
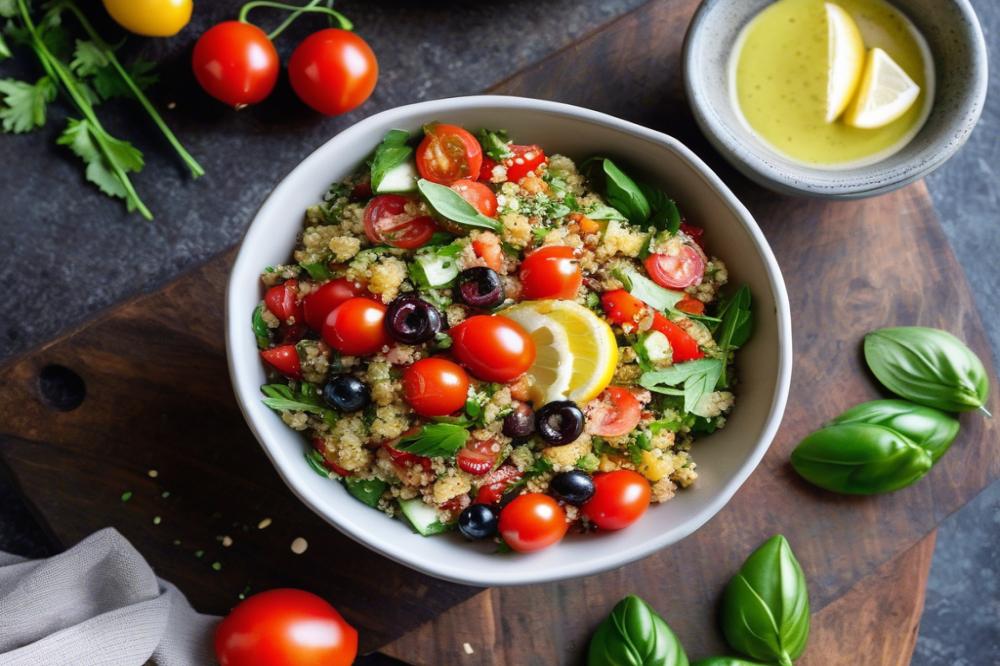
(412, 251), (459, 288)
(636, 330), (673, 369)
(399, 498), (450, 536)
(375, 160), (418, 193)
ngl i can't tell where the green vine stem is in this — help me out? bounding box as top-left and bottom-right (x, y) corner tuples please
(238, 0), (353, 40)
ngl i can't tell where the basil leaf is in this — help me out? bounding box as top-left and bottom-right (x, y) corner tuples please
(829, 399), (959, 463)
(305, 450), (332, 478)
(251, 303), (270, 349)
(601, 159), (650, 224)
(617, 267), (685, 312)
(587, 595), (689, 666)
(370, 129), (412, 191)
(721, 535), (809, 666)
(864, 327), (990, 412)
(396, 422), (470, 458)
(299, 261), (331, 281)
(639, 183), (682, 234)
(692, 659), (771, 666)
(476, 128), (513, 161)
(344, 477), (387, 507)
(714, 284), (752, 387)
(790, 423), (933, 494)
(640, 359), (723, 415)
(417, 179), (501, 232)
(586, 203), (628, 222)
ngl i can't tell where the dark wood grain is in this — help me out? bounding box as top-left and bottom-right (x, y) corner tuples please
(1, 0), (997, 661)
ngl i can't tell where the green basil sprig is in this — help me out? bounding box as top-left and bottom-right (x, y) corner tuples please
(416, 178), (501, 232)
(692, 659), (770, 666)
(395, 422), (469, 458)
(598, 158), (650, 225)
(369, 129), (413, 191)
(720, 535), (809, 666)
(713, 285), (752, 388)
(829, 399), (958, 463)
(587, 595), (689, 666)
(864, 326), (990, 413)
(639, 183), (681, 234)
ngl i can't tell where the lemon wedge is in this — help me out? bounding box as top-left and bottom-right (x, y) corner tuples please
(825, 2), (866, 123)
(843, 47), (920, 129)
(503, 300), (618, 404)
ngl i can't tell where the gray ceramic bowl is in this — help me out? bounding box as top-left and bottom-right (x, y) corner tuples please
(683, 0), (988, 198)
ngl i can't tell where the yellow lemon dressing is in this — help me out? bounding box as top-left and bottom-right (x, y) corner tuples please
(730, 0), (933, 168)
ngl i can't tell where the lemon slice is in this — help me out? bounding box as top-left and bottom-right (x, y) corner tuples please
(825, 2), (866, 123)
(843, 47), (920, 129)
(504, 300), (618, 404)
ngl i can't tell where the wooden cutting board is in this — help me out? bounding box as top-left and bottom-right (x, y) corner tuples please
(1, 0), (996, 662)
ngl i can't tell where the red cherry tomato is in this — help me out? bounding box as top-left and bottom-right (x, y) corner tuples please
(310, 438), (352, 477)
(192, 22), (278, 107)
(383, 436), (433, 472)
(680, 222), (705, 250)
(479, 156), (498, 181)
(402, 358), (470, 417)
(503, 145), (546, 182)
(601, 289), (647, 329)
(474, 464), (523, 504)
(260, 345), (301, 380)
(644, 245), (705, 289)
(456, 437), (500, 476)
(303, 278), (365, 331)
(322, 297), (390, 356)
(651, 313), (703, 362)
(582, 470), (651, 531)
(676, 297), (705, 315)
(287, 28), (378, 116)
(498, 493), (568, 553)
(449, 315), (536, 383)
(586, 386), (642, 437)
(278, 322), (307, 344)
(214, 588), (357, 666)
(472, 232), (504, 272)
(363, 195), (436, 249)
(416, 124), (483, 185)
(520, 245), (582, 300)
(264, 279), (302, 324)
(450, 179), (497, 217)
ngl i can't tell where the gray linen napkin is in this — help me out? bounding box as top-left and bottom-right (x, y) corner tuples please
(0, 528), (218, 665)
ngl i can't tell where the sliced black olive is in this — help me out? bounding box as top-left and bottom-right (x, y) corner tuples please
(458, 504), (498, 540)
(535, 400), (584, 445)
(550, 470), (595, 505)
(455, 267), (505, 309)
(322, 375), (370, 412)
(385, 294), (443, 344)
(502, 402), (535, 438)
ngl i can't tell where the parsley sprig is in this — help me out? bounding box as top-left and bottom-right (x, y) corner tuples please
(395, 423), (469, 458)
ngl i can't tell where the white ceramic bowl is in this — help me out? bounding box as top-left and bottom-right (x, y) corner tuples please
(226, 96), (792, 587)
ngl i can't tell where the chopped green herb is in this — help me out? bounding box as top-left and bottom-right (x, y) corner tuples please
(120, 491), (133, 502)
(211, 561), (222, 571)
(713, 284), (752, 387)
(251, 303), (270, 349)
(299, 261), (332, 281)
(639, 184), (682, 235)
(152, 516), (161, 525)
(344, 477), (388, 507)
(640, 359), (724, 416)
(396, 423), (470, 458)
(476, 128), (513, 161)
(194, 549), (204, 559)
(305, 450), (332, 478)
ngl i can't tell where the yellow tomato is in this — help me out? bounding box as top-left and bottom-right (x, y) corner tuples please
(102, 0), (193, 37)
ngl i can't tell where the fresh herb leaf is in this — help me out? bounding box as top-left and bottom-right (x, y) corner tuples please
(417, 179), (502, 232)
(299, 261), (332, 281)
(0, 32), (10, 60)
(91, 58), (158, 100)
(0, 0), (16, 19)
(0, 77), (55, 133)
(714, 284), (752, 387)
(57, 117), (146, 213)
(396, 422), (470, 458)
(586, 158), (650, 224)
(305, 450), (332, 477)
(476, 128), (513, 161)
(585, 202), (628, 222)
(69, 39), (108, 77)
(260, 383), (337, 422)
(617, 266), (685, 312)
(640, 358), (724, 415)
(344, 477), (387, 507)
(640, 183), (682, 234)
(251, 303), (271, 349)
(587, 595), (689, 666)
(370, 129), (413, 191)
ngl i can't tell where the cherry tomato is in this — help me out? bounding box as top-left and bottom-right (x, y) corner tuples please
(456, 437), (500, 476)
(363, 195), (436, 249)
(680, 222), (705, 250)
(582, 470), (651, 531)
(260, 345), (301, 380)
(601, 289), (647, 329)
(472, 231), (504, 272)
(520, 245), (582, 300)
(416, 124), (483, 184)
(103, 0), (191, 37)
(479, 156), (498, 181)
(644, 245), (705, 289)
(322, 297), (390, 356)
(303, 278), (366, 331)
(278, 322), (307, 344)
(449, 315), (536, 383)
(586, 386), (642, 437)
(264, 279), (302, 324)
(383, 442), (432, 472)
(676, 297), (705, 315)
(498, 493), (568, 553)
(288, 29), (378, 116)
(651, 313), (703, 362)
(503, 145), (546, 182)
(402, 358), (470, 417)
(192, 22), (279, 108)
(475, 464), (523, 504)
(450, 179), (497, 218)
(215, 588), (357, 666)
(310, 438), (351, 477)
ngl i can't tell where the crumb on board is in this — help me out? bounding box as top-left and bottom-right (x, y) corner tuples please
(291, 537), (309, 555)
(148, 469), (158, 478)
(463, 643), (474, 655)
(258, 517), (272, 530)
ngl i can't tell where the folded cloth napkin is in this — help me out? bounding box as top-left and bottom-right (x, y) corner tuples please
(0, 528), (218, 666)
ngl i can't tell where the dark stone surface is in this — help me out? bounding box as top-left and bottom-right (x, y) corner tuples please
(0, 0), (996, 662)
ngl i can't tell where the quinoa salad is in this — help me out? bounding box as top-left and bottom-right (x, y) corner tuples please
(252, 124), (752, 552)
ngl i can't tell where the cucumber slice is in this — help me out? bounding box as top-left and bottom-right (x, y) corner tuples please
(375, 161), (418, 193)
(399, 498), (450, 536)
(412, 251), (459, 288)
(636, 330), (673, 368)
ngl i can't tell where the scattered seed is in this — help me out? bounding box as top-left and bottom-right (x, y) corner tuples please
(463, 643), (474, 655)
(238, 584), (251, 600)
(194, 550), (205, 559)
(161, 491), (171, 499)
(290, 537), (308, 555)
(172, 539), (181, 546)
(147, 469), (158, 478)
(258, 518), (272, 530)
(121, 491), (133, 502)
(167, 101), (176, 109)
(211, 561), (222, 571)
(152, 516), (162, 525)
(222, 536), (233, 547)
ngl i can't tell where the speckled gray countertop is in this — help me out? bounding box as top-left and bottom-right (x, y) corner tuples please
(0, 0), (996, 662)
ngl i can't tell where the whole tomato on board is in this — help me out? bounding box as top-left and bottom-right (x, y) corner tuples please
(192, 22), (279, 108)
(215, 588), (357, 666)
(288, 29), (379, 116)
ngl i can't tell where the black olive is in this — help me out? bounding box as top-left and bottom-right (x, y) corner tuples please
(535, 400), (584, 445)
(502, 403), (535, 438)
(322, 375), (370, 412)
(385, 294), (442, 344)
(458, 504), (498, 540)
(550, 470), (595, 505)
(455, 267), (505, 309)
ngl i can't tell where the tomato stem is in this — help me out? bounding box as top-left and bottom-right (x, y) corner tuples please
(237, 0), (353, 40)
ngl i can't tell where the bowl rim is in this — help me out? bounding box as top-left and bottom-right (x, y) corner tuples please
(682, 0), (989, 199)
(225, 95), (793, 586)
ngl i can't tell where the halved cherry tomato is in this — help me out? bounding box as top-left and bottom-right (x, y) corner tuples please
(456, 437), (500, 476)
(402, 358), (470, 417)
(311, 437), (351, 477)
(363, 195), (436, 250)
(287, 29), (378, 116)
(520, 245), (582, 300)
(644, 245), (705, 289)
(416, 124), (482, 184)
(498, 493), (567, 553)
(303, 278), (366, 332)
(601, 289), (647, 329)
(264, 279), (302, 324)
(278, 323), (307, 344)
(582, 470), (650, 531)
(214, 588), (357, 666)
(586, 386), (642, 437)
(322, 297), (390, 356)
(192, 22), (278, 107)
(383, 442), (432, 471)
(449, 315), (536, 383)
(475, 465), (523, 504)
(503, 145), (546, 182)
(472, 231), (504, 272)
(680, 222), (705, 250)
(651, 313), (703, 362)
(479, 156), (498, 182)
(676, 297), (705, 315)
(450, 179), (497, 217)
(260, 345), (301, 380)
